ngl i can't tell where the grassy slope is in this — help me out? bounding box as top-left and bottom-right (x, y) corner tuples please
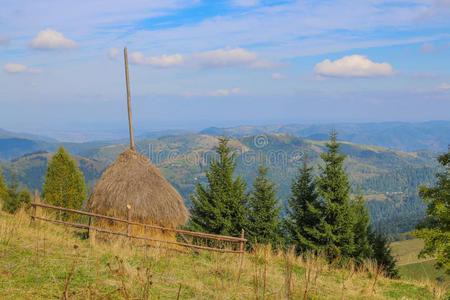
(0, 210), (448, 300)
(391, 239), (449, 286)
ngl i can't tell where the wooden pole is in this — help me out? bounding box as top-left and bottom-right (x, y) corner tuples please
(126, 204), (132, 242)
(237, 228), (245, 282)
(87, 216), (92, 238)
(179, 231), (200, 255)
(31, 189), (38, 224)
(124, 47), (135, 150)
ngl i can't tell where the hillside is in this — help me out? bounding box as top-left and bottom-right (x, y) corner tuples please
(391, 239), (449, 285)
(0, 133), (441, 235)
(78, 133), (439, 233)
(0, 209), (447, 299)
(0, 151), (108, 192)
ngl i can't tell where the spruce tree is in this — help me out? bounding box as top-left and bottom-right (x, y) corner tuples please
(415, 148), (450, 274)
(43, 146), (87, 218)
(1, 170), (32, 214)
(351, 193), (373, 262)
(318, 131), (355, 258)
(369, 229), (399, 278)
(189, 137), (248, 237)
(284, 157), (324, 253)
(247, 162), (282, 247)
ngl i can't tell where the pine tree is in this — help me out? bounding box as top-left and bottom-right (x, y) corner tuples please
(318, 131), (355, 258)
(415, 148), (450, 274)
(351, 193), (373, 262)
(1, 170), (32, 214)
(369, 229), (399, 278)
(43, 146), (87, 219)
(284, 157), (324, 253)
(247, 162), (282, 247)
(189, 137), (248, 237)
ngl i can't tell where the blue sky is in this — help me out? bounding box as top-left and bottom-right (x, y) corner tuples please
(1, 0), (450, 135)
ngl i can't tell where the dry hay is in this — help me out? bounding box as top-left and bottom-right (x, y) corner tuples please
(87, 149), (189, 241)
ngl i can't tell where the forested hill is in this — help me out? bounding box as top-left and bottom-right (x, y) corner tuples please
(199, 121), (450, 152)
(0, 151), (107, 193)
(0, 133), (442, 236)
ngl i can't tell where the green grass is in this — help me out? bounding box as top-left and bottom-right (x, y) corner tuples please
(391, 238), (449, 287)
(399, 260), (449, 285)
(391, 238), (426, 265)
(0, 210), (448, 299)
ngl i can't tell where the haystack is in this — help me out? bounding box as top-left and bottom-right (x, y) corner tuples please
(87, 148), (188, 227)
(87, 47), (188, 242)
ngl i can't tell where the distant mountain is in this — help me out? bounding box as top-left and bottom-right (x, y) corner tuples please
(0, 130), (116, 162)
(136, 129), (196, 139)
(0, 151), (108, 193)
(200, 121), (450, 152)
(81, 134), (439, 227)
(0, 137), (56, 161)
(0, 128), (58, 142)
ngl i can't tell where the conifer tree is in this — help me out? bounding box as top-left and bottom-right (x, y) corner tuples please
(189, 137), (248, 237)
(247, 162), (282, 247)
(351, 193), (373, 262)
(369, 229), (399, 278)
(318, 131), (355, 258)
(415, 148), (449, 274)
(1, 170), (32, 214)
(284, 157), (324, 253)
(43, 146), (87, 218)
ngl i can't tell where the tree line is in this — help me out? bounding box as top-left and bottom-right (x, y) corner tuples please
(189, 133), (399, 277)
(1, 135), (447, 276)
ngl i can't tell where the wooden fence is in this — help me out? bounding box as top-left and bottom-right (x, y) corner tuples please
(30, 202), (246, 256)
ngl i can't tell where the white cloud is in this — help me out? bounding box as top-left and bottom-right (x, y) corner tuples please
(438, 82), (450, 89)
(313, 55), (394, 78)
(272, 73), (286, 80)
(127, 47), (273, 69)
(148, 54), (184, 67)
(129, 52), (184, 67)
(30, 29), (77, 50)
(192, 47), (258, 68)
(419, 43), (440, 54)
(108, 48), (119, 60)
(231, 0), (259, 7)
(0, 34), (10, 45)
(4, 64), (27, 73)
(212, 87), (241, 96)
(3, 63), (42, 74)
(213, 89), (231, 96)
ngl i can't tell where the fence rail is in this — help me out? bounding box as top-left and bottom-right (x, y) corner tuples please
(30, 201), (246, 255)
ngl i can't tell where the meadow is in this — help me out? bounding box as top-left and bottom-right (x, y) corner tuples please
(0, 208), (448, 299)
(391, 238), (449, 286)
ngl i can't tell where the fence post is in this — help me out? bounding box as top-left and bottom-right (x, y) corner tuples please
(31, 189), (38, 224)
(126, 204), (132, 242)
(87, 216), (92, 238)
(237, 228), (245, 282)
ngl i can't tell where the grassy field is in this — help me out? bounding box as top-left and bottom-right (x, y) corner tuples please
(0, 210), (448, 299)
(399, 260), (448, 286)
(391, 239), (427, 265)
(390, 238), (449, 287)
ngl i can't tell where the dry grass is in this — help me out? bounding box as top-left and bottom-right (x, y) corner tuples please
(87, 148), (188, 228)
(0, 209), (448, 299)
